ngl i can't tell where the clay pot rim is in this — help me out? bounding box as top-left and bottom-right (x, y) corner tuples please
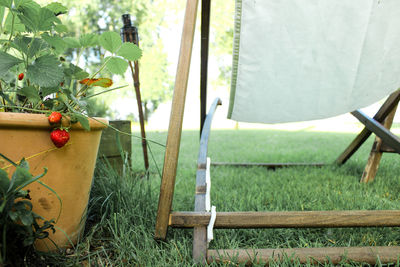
(0, 112), (108, 130)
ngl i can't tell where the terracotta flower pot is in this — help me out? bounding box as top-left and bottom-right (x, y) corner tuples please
(0, 113), (108, 251)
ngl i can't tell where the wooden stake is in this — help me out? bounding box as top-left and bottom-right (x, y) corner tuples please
(154, 0), (199, 240)
(121, 15), (149, 170)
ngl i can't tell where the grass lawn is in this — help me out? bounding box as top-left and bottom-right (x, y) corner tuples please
(36, 127), (400, 266)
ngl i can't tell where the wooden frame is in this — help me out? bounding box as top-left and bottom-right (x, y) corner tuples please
(336, 89), (400, 165)
(155, 0), (400, 264)
(336, 89), (400, 183)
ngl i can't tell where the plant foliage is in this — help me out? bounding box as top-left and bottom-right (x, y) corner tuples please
(0, 0), (142, 129)
(0, 153), (55, 265)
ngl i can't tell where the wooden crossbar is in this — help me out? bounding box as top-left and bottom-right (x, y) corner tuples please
(170, 210), (400, 228)
(207, 247), (400, 265)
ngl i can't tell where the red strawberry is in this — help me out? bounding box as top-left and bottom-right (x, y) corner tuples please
(18, 73), (24, 80)
(48, 112), (62, 124)
(50, 129), (70, 148)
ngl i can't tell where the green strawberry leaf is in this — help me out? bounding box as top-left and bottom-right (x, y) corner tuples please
(64, 64), (89, 80)
(0, 7), (5, 25)
(13, 36), (46, 58)
(40, 87), (60, 97)
(63, 37), (81, 48)
(14, 0), (40, 10)
(80, 33), (99, 48)
(0, 168), (10, 195)
(0, 0), (12, 8)
(117, 42), (142, 61)
(41, 33), (67, 54)
(18, 6), (59, 32)
(4, 12), (25, 33)
(18, 86), (41, 103)
(14, 0), (40, 9)
(44, 2), (67, 15)
(0, 51), (23, 77)
(54, 24), (68, 33)
(9, 210), (18, 221)
(99, 31), (122, 53)
(19, 158), (29, 170)
(73, 113), (90, 131)
(105, 56), (128, 75)
(27, 54), (64, 87)
(9, 165), (32, 192)
(19, 208), (34, 226)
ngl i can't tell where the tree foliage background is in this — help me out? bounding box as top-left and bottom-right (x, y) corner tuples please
(36, 0), (235, 121)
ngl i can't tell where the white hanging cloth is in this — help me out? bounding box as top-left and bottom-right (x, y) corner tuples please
(228, 0), (400, 123)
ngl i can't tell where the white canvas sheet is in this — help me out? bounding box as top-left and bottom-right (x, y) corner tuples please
(228, 0), (400, 123)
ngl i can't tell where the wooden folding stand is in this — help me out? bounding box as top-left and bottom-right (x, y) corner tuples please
(155, 0), (400, 264)
(336, 89), (400, 183)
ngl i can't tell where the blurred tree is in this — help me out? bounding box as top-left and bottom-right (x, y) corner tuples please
(209, 1), (235, 89)
(35, 0), (235, 119)
(38, 0), (174, 120)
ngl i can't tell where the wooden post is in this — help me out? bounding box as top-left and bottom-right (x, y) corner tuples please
(193, 168), (208, 263)
(154, 0), (199, 240)
(361, 105), (398, 183)
(200, 0), (211, 134)
(121, 15), (149, 170)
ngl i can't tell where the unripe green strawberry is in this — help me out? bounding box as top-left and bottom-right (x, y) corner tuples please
(50, 129), (70, 148)
(48, 112), (62, 124)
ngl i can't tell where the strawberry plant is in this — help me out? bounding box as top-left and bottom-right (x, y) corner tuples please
(0, 0), (142, 131)
(0, 153), (56, 265)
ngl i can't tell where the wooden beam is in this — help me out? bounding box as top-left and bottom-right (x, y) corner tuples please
(351, 110), (400, 154)
(336, 90), (400, 164)
(211, 162), (324, 169)
(207, 247), (400, 265)
(335, 128), (372, 165)
(361, 105), (398, 183)
(155, 0), (199, 240)
(379, 143), (398, 153)
(169, 210), (400, 228)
